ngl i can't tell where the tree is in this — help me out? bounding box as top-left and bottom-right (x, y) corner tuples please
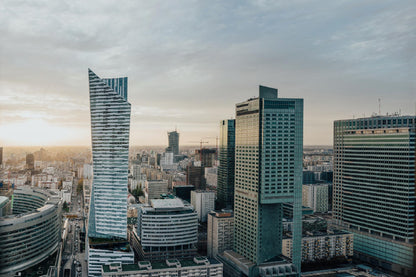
(63, 201), (69, 212)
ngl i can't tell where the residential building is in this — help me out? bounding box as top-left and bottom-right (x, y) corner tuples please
(333, 115), (416, 276)
(191, 190), (215, 222)
(101, 257), (223, 277)
(87, 69), (134, 276)
(207, 211), (234, 258)
(217, 119), (235, 209)
(129, 198), (198, 261)
(222, 86), (303, 277)
(282, 230), (353, 263)
(302, 184), (328, 213)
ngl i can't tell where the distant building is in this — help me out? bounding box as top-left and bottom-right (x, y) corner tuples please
(282, 230), (353, 263)
(191, 190), (215, 222)
(333, 115), (416, 276)
(0, 196), (11, 216)
(167, 130), (180, 156)
(130, 198), (198, 261)
(0, 147), (3, 167)
(145, 180), (168, 202)
(186, 164), (206, 190)
(172, 185), (194, 202)
(195, 148), (217, 168)
(26, 153), (35, 171)
(302, 171), (316, 184)
(217, 119), (235, 209)
(205, 167), (218, 187)
(302, 184), (328, 213)
(101, 257), (223, 277)
(207, 211), (234, 258)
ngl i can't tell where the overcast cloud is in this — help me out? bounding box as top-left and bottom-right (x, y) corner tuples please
(0, 0), (415, 146)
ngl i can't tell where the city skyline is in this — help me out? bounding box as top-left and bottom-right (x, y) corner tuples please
(1, 1), (415, 147)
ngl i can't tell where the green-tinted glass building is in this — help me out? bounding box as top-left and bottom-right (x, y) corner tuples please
(234, 86), (303, 273)
(217, 119), (235, 209)
(333, 115), (416, 276)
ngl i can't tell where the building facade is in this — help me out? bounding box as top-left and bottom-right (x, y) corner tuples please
(191, 190), (216, 222)
(233, 86), (303, 274)
(0, 187), (62, 276)
(302, 184), (328, 213)
(130, 199), (198, 261)
(102, 257), (223, 277)
(87, 69), (133, 276)
(333, 115), (416, 276)
(217, 119), (235, 209)
(145, 180), (169, 202)
(167, 130), (180, 156)
(207, 211), (234, 258)
(282, 230), (353, 263)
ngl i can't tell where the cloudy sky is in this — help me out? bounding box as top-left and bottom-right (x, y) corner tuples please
(0, 0), (414, 146)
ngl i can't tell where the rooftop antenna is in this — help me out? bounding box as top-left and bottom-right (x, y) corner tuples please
(378, 98), (381, 115)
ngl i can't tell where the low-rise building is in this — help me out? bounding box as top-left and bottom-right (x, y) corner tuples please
(282, 230), (353, 263)
(101, 257), (223, 277)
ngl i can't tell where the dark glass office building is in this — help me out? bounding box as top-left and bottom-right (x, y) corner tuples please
(217, 119), (235, 209)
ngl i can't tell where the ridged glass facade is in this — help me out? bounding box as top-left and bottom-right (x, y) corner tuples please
(233, 86), (303, 274)
(88, 69), (131, 239)
(333, 116), (416, 276)
(217, 119), (235, 209)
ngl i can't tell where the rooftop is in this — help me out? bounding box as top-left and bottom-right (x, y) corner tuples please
(151, 198), (184, 209)
(102, 257), (220, 273)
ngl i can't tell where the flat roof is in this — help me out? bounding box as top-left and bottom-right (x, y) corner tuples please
(102, 258), (220, 273)
(151, 198), (184, 209)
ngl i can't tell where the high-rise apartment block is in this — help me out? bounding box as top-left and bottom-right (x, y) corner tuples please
(207, 211), (234, 258)
(191, 190), (216, 222)
(222, 86), (303, 276)
(167, 130), (180, 155)
(217, 119), (235, 209)
(333, 115), (415, 276)
(87, 69), (134, 276)
(302, 184), (328, 213)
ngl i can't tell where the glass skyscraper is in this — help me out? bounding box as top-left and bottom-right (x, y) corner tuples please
(333, 115), (415, 276)
(87, 69), (134, 276)
(233, 86), (303, 274)
(217, 119), (235, 209)
(88, 68), (131, 239)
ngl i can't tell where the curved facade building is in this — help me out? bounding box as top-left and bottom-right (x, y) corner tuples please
(131, 198), (198, 261)
(0, 186), (62, 276)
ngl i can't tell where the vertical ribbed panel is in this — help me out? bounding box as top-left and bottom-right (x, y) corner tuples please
(88, 69), (131, 239)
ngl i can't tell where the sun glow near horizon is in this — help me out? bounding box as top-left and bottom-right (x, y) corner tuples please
(0, 118), (88, 146)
